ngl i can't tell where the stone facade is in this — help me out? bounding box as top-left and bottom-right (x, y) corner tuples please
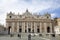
(0, 24), (8, 34)
(54, 18), (60, 26)
(54, 18), (60, 36)
(0, 24), (5, 32)
(6, 9), (54, 34)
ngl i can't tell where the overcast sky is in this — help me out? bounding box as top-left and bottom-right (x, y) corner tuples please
(0, 0), (60, 25)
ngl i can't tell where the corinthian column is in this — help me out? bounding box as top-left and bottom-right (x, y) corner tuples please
(34, 22), (37, 33)
(11, 22), (15, 34)
(50, 23), (52, 33)
(31, 22), (32, 33)
(6, 22), (8, 28)
(44, 23), (47, 33)
(17, 22), (19, 33)
(40, 22), (42, 33)
(22, 22), (25, 33)
(27, 22), (28, 33)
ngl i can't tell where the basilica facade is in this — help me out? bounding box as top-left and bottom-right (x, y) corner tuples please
(6, 9), (54, 34)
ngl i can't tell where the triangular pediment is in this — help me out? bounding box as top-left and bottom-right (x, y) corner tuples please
(7, 11), (14, 16)
(22, 9), (33, 17)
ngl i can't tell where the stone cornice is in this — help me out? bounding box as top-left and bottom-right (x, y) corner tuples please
(6, 19), (52, 23)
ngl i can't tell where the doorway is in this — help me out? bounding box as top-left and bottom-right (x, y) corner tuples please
(8, 26), (11, 34)
(28, 28), (31, 33)
(47, 27), (50, 33)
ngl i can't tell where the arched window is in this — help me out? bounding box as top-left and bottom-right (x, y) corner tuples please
(47, 27), (50, 33)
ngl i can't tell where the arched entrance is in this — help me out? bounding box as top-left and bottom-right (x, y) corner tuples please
(19, 28), (22, 33)
(47, 27), (50, 33)
(8, 26), (11, 34)
(28, 28), (31, 33)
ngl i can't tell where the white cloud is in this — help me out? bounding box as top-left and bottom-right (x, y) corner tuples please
(0, 0), (60, 25)
(51, 13), (56, 18)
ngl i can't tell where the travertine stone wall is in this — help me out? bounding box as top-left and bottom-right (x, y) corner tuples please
(6, 10), (54, 34)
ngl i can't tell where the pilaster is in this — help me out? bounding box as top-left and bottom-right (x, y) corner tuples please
(11, 22), (15, 33)
(40, 22), (42, 33)
(17, 22), (19, 33)
(50, 23), (52, 33)
(22, 22), (25, 32)
(44, 23), (47, 33)
(34, 22), (37, 33)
